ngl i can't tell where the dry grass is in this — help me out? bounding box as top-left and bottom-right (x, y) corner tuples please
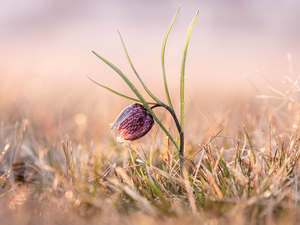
(1, 74), (300, 225)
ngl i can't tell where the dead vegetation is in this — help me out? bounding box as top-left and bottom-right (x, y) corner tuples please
(1, 72), (300, 225)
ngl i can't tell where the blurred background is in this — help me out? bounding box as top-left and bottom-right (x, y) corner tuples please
(1, 0), (300, 146)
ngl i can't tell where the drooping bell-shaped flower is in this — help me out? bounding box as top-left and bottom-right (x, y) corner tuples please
(110, 103), (154, 142)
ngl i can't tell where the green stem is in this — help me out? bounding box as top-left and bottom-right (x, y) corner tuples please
(151, 104), (184, 174)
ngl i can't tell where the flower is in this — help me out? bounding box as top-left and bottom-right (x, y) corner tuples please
(110, 103), (154, 142)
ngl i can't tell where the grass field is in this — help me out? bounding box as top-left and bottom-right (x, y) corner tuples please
(1, 5), (300, 224)
(1, 69), (300, 225)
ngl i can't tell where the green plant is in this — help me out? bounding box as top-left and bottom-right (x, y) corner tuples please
(88, 7), (199, 174)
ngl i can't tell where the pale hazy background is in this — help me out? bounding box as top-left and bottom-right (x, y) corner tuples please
(1, 1), (300, 141)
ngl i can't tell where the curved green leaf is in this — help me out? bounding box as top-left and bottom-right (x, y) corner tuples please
(118, 31), (163, 105)
(180, 10), (199, 130)
(161, 6), (181, 111)
(87, 76), (156, 104)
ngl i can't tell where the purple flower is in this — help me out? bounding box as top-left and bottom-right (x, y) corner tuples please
(110, 103), (154, 142)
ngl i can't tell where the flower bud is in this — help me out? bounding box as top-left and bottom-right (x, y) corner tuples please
(110, 103), (154, 142)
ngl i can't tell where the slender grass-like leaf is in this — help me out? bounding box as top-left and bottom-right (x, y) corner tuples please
(87, 76), (155, 104)
(244, 126), (257, 163)
(118, 31), (163, 105)
(92, 51), (179, 151)
(216, 147), (230, 179)
(280, 144), (285, 168)
(144, 177), (170, 210)
(262, 155), (270, 169)
(161, 6), (181, 110)
(180, 10), (199, 129)
(237, 154), (247, 177)
(93, 51), (144, 100)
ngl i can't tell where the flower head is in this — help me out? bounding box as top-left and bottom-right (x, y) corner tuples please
(110, 103), (154, 142)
